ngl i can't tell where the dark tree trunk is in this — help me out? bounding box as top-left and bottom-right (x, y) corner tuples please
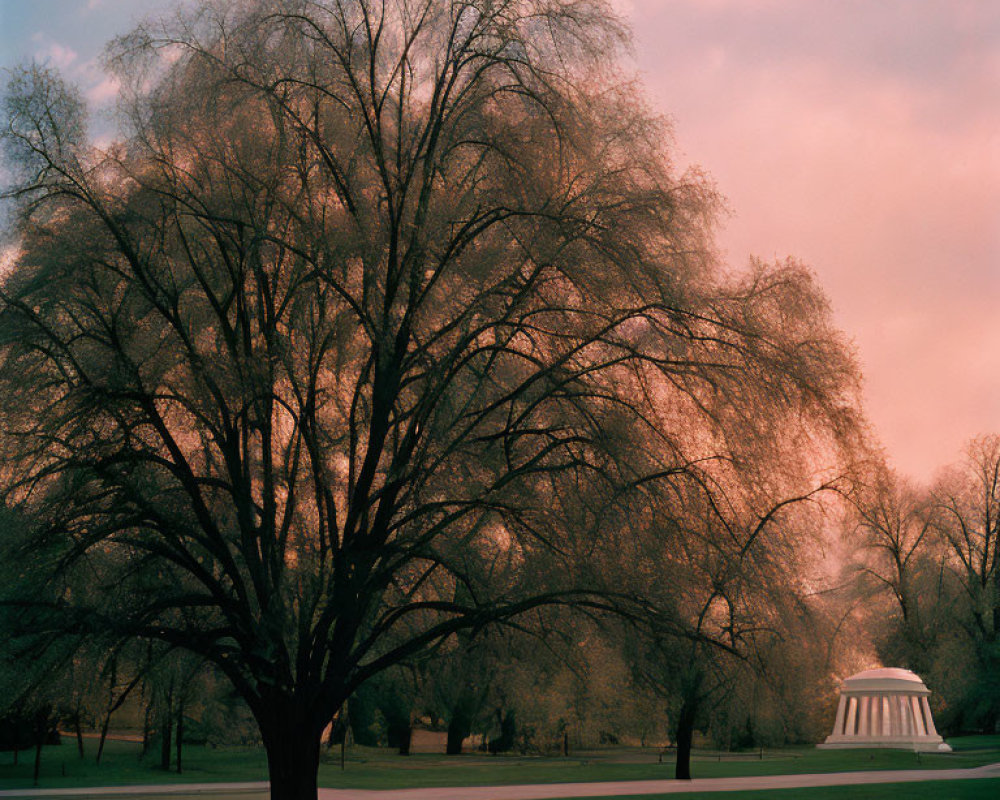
(340, 702), (348, 772)
(446, 711), (471, 755)
(142, 701), (153, 758)
(95, 710), (112, 764)
(74, 713), (84, 758)
(175, 700), (184, 774)
(261, 714), (321, 800)
(397, 726), (412, 756)
(160, 690), (173, 772)
(96, 665), (144, 765)
(96, 660), (115, 765)
(94, 714), (111, 764)
(32, 708), (48, 787)
(674, 695), (697, 781)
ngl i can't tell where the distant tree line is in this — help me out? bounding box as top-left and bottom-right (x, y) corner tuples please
(848, 435), (1000, 735)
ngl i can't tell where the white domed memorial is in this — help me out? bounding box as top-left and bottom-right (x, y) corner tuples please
(819, 668), (952, 752)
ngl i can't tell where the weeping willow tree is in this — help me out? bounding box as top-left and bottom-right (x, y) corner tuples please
(0, 2), (861, 797)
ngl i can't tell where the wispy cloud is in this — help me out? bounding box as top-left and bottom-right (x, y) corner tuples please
(86, 74), (120, 104)
(35, 40), (79, 71)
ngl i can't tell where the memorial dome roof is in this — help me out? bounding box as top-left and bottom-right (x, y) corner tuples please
(841, 667), (929, 693)
(846, 668), (923, 683)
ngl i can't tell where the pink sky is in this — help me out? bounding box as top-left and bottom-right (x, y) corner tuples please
(1, 0), (997, 482)
(624, 0), (1000, 482)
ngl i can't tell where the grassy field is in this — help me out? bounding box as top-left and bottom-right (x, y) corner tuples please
(0, 739), (268, 790)
(1, 735), (998, 793)
(311, 736), (1000, 790)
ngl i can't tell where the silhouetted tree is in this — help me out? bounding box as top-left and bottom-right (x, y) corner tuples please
(0, 2), (861, 797)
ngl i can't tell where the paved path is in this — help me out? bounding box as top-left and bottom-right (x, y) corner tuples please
(3, 764), (1000, 800)
(320, 763), (1000, 798)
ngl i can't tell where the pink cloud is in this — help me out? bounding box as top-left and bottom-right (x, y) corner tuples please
(36, 40), (79, 71)
(86, 74), (120, 104)
(628, 0), (1000, 481)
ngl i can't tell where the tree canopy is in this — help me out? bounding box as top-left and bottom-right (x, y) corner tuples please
(1, 2), (863, 797)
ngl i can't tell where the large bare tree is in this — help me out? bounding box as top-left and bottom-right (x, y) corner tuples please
(1, 2), (860, 796)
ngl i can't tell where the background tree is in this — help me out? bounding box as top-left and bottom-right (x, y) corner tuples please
(848, 468), (953, 677)
(929, 435), (1000, 731)
(0, 2), (862, 798)
(348, 665), (416, 753)
(419, 630), (496, 755)
(608, 260), (862, 780)
(629, 486), (843, 780)
(0, 616), (70, 787)
(848, 440), (1000, 734)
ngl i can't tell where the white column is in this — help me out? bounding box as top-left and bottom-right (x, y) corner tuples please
(845, 695), (858, 736)
(921, 697), (938, 737)
(889, 694), (901, 736)
(904, 695), (915, 736)
(859, 695), (870, 736)
(833, 694), (848, 736)
(910, 695), (927, 736)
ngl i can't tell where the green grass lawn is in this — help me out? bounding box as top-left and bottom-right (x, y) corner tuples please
(0, 738), (268, 790)
(315, 737), (1000, 790)
(1, 735), (998, 793)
